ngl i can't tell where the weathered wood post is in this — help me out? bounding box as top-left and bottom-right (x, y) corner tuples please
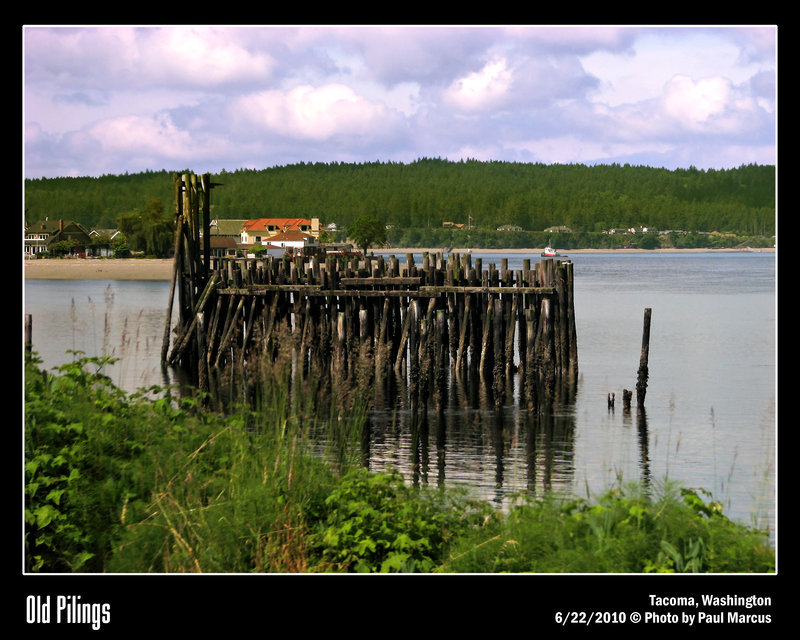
(161, 173), (184, 363)
(196, 311), (208, 393)
(25, 314), (32, 359)
(636, 307), (652, 407)
(622, 389), (633, 411)
(525, 308), (537, 411)
(201, 173), (211, 280)
(492, 296), (504, 403)
(456, 294), (471, 370)
(565, 260), (578, 382)
(479, 295), (493, 378)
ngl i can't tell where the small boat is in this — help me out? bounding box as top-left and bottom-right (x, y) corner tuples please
(541, 246), (566, 258)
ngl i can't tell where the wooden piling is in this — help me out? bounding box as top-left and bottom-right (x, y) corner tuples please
(636, 307), (652, 407)
(164, 172), (578, 411)
(622, 389), (633, 411)
(25, 313), (32, 358)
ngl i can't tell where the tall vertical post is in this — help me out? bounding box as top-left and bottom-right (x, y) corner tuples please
(161, 173), (184, 364)
(636, 307), (652, 407)
(201, 173), (211, 281)
(25, 314), (32, 359)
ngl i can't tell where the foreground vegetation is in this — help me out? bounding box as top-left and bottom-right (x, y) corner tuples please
(24, 354), (775, 574)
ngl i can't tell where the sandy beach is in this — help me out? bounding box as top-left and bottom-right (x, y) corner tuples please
(23, 247), (774, 281)
(24, 258), (175, 281)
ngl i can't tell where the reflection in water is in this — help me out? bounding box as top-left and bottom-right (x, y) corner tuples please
(618, 400), (651, 494)
(361, 366), (580, 508)
(636, 407), (652, 491)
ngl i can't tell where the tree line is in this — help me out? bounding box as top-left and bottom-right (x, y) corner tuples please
(24, 160), (776, 241)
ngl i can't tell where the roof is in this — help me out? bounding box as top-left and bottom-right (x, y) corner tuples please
(27, 219), (89, 234)
(210, 219), (248, 236)
(89, 228), (123, 238)
(267, 230), (318, 243)
(243, 218), (315, 232)
(209, 236), (238, 249)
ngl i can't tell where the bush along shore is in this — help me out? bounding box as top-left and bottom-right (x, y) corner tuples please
(24, 352), (775, 574)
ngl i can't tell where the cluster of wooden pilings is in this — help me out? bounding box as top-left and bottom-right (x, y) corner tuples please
(161, 173), (578, 411)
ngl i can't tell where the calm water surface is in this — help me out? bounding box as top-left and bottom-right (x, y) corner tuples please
(23, 252), (776, 536)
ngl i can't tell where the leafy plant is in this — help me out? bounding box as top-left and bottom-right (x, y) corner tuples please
(25, 354), (128, 571)
(312, 467), (478, 573)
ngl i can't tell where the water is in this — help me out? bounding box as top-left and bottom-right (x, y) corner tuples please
(23, 252), (776, 536)
(21, 279), (188, 393)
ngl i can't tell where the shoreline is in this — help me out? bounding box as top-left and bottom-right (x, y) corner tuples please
(374, 246), (775, 255)
(23, 247), (775, 281)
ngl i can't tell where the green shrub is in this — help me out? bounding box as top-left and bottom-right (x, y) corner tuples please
(25, 353), (140, 571)
(311, 467), (485, 573)
(439, 483), (774, 573)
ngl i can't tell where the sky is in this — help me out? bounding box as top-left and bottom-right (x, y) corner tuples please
(23, 25), (777, 179)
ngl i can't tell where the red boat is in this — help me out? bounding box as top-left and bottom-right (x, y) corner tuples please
(541, 246), (566, 258)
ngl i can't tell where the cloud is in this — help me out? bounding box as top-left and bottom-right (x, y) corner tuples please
(23, 25), (777, 177)
(662, 75), (732, 127)
(25, 26), (277, 90)
(72, 113), (196, 156)
(231, 83), (405, 142)
(443, 58), (513, 112)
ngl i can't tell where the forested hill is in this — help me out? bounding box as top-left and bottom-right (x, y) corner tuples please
(23, 159), (775, 237)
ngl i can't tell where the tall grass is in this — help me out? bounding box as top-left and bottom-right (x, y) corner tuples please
(25, 351), (339, 572)
(24, 353), (775, 574)
(438, 479), (775, 573)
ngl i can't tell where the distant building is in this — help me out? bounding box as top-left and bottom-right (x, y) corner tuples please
(263, 230), (319, 251)
(208, 236), (239, 258)
(87, 228), (124, 257)
(544, 225), (572, 233)
(442, 221), (466, 230)
(496, 224), (523, 231)
(208, 219), (248, 238)
(241, 217), (321, 244)
(24, 219), (92, 257)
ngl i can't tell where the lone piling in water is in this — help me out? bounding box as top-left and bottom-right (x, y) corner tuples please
(636, 307), (652, 407)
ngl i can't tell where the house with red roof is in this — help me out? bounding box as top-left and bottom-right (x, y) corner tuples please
(240, 217), (320, 245)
